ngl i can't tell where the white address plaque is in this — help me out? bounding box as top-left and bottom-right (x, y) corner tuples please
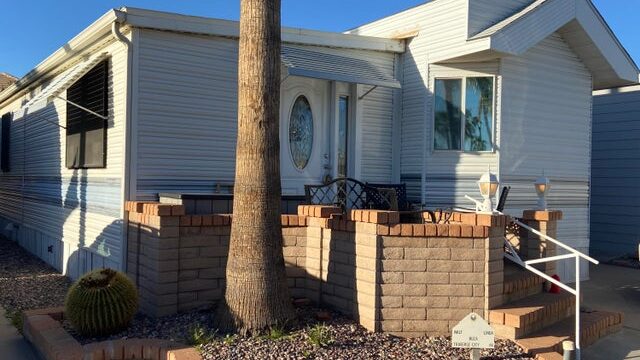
(451, 312), (495, 349)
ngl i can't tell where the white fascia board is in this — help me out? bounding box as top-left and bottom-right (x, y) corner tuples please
(593, 84), (640, 96)
(120, 7), (405, 53)
(576, 0), (639, 83)
(0, 9), (121, 107)
(488, 0), (575, 56)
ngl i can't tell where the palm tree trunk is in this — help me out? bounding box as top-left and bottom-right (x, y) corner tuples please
(217, 0), (296, 334)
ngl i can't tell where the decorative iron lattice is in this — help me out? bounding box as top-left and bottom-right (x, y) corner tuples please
(304, 177), (394, 212)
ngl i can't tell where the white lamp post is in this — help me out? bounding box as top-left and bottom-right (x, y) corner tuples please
(535, 176), (551, 210)
(478, 171), (499, 213)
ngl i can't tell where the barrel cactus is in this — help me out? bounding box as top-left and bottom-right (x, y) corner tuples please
(65, 268), (138, 336)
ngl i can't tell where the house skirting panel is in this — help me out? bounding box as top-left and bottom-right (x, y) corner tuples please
(0, 216), (119, 280)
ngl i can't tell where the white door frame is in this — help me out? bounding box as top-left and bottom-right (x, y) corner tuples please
(280, 76), (330, 195)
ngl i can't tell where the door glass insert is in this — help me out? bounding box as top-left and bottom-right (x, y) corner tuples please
(289, 95), (314, 170)
(337, 96), (349, 178)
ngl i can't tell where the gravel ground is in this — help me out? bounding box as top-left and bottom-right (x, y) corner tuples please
(67, 306), (533, 359)
(0, 237), (70, 317)
(62, 309), (214, 345)
(199, 307), (534, 360)
(1, 236), (533, 359)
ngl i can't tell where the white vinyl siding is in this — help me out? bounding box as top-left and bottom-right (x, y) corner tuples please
(426, 63), (501, 207)
(348, 0), (473, 199)
(0, 38), (128, 279)
(500, 33), (593, 282)
(351, 3), (594, 282)
(135, 30), (239, 199)
(134, 29), (396, 198)
(467, 0), (534, 37)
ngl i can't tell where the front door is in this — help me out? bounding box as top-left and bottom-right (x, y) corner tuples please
(280, 77), (330, 195)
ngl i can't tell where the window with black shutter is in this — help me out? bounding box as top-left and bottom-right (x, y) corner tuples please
(66, 60), (108, 169)
(0, 112), (10, 172)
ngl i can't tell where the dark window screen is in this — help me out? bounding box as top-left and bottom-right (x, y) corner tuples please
(0, 112), (10, 172)
(66, 60), (108, 168)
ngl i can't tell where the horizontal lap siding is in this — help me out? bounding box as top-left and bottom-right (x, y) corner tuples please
(348, 0), (472, 200)
(425, 62), (501, 208)
(361, 84), (394, 183)
(467, 0), (533, 37)
(0, 39), (127, 278)
(135, 30), (397, 196)
(501, 34), (592, 281)
(135, 30), (239, 198)
(591, 87), (640, 258)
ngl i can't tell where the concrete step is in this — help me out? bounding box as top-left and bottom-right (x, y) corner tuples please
(515, 310), (623, 359)
(489, 291), (575, 339)
(503, 266), (545, 303)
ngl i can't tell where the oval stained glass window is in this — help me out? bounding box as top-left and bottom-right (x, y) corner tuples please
(289, 96), (314, 170)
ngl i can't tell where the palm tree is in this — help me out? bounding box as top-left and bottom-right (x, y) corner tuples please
(216, 0), (296, 334)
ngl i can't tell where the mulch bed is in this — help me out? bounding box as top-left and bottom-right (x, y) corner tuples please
(0, 237), (70, 319)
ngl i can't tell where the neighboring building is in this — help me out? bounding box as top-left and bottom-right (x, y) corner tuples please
(591, 85), (640, 260)
(0, 73), (17, 92)
(0, 1), (637, 281)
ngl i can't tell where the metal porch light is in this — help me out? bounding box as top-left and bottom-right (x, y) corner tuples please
(534, 175), (551, 210)
(478, 171), (499, 213)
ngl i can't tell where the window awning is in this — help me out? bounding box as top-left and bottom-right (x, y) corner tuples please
(16, 52), (109, 116)
(281, 46), (401, 89)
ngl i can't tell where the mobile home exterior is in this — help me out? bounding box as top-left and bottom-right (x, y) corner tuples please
(591, 85), (640, 260)
(348, 0), (638, 281)
(0, 1), (637, 282)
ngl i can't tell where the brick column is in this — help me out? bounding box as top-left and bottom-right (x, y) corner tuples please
(521, 210), (563, 275)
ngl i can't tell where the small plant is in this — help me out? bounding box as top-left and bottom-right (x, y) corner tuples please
(307, 324), (334, 347)
(222, 333), (237, 345)
(65, 268), (138, 337)
(263, 325), (289, 341)
(6, 310), (23, 333)
(187, 323), (215, 346)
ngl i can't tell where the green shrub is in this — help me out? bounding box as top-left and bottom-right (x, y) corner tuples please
(65, 268), (138, 336)
(307, 324), (334, 347)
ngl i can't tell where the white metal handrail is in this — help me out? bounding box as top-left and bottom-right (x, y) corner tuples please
(500, 213), (598, 360)
(463, 195), (597, 359)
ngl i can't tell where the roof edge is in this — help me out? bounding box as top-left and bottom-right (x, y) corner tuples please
(1, 7), (405, 108)
(0, 9), (120, 107)
(120, 7), (404, 53)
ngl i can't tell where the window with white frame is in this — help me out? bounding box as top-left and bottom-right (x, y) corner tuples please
(433, 77), (494, 152)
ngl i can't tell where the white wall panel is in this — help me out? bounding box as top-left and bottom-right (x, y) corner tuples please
(501, 33), (593, 282)
(0, 38), (127, 277)
(467, 0), (533, 37)
(135, 30), (397, 197)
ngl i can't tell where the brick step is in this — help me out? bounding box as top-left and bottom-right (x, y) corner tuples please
(515, 310), (623, 359)
(489, 291), (575, 339)
(503, 265), (545, 303)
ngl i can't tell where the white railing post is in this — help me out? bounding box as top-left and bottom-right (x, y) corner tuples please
(575, 255), (581, 360)
(462, 197), (596, 360)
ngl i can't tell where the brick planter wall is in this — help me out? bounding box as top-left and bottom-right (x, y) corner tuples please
(125, 202), (519, 337)
(22, 308), (200, 360)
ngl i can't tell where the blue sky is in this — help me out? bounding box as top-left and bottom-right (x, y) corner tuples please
(1, 0), (638, 78)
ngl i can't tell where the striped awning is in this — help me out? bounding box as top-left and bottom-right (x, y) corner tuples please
(281, 46), (401, 89)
